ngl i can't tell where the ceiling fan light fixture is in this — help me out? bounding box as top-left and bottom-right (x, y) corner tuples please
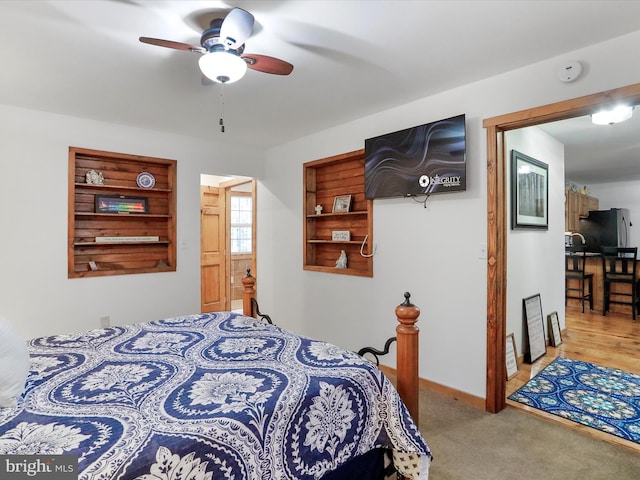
(591, 105), (634, 125)
(199, 50), (247, 84)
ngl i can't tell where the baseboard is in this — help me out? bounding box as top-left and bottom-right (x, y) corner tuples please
(378, 364), (485, 410)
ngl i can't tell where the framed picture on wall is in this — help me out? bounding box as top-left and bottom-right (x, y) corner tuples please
(511, 150), (548, 230)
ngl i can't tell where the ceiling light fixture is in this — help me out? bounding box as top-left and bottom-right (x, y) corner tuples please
(199, 50), (247, 84)
(591, 105), (634, 125)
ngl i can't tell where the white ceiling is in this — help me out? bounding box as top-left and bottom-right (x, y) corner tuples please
(539, 111), (640, 185)
(1, 0), (640, 181)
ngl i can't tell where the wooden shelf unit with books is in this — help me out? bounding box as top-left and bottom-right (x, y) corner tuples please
(304, 149), (373, 277)
(68, 147), (177, 278)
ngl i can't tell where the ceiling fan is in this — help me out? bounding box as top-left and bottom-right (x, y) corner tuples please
(140, 7), (293, 84)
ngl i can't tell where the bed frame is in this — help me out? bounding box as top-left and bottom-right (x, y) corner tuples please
(241, 270), (421, 422)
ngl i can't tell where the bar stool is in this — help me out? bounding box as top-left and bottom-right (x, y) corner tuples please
(601, 246), (640, 321)
(565, 247), (593, 313)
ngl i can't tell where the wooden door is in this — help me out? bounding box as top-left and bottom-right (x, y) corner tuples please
(201, 186), (227, 312)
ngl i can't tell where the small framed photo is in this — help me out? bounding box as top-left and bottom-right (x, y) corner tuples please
(547, 311), (563, 347)
(332, 195), (352, 213)
(96, 195), (148, 214)
(505, 333), (519, 380)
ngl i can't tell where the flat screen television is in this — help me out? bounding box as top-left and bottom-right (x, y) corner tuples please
(364, 114), (466, 199)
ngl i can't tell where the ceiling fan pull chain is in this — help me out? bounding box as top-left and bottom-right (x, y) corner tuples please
(219, 83), (225, 133)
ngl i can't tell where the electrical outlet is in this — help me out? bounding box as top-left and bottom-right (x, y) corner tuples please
(100, 316), (110, 328)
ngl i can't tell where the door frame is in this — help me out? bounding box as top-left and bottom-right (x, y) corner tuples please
(219, 177), (257, 311)
(483, 83), (640, 413)
(200, 185), (227, 313)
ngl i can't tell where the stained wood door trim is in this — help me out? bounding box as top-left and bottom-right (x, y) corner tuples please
(483, 83), (640, 413)
(200, 179), (257, 313)
(200, 186), (227, 312)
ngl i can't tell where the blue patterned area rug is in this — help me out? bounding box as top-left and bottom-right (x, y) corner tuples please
(509, 356), (640, 443)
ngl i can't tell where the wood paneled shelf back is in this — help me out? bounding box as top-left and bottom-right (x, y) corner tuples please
(68, 147), (177, 278)
(303, 149), (373, 277)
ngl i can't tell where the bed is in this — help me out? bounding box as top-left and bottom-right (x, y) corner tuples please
(0, 293), (431, 479)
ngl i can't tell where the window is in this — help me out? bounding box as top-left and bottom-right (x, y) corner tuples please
(230, 194), (252, 253)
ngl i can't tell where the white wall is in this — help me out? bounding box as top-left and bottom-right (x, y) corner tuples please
(0, 105), (263, 339)
(505, 127), (566, 358)
(259, 30), (640, 399)
(589, 181), (640, 248)
(2, 30), (640, 400)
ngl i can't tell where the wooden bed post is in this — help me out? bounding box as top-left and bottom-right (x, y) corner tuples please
(241, 269), (256, 317)
(395, 292), (420, 422)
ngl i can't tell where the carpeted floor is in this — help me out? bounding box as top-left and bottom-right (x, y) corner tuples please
(508, 356), (640, 444)
(419, 386), (640, 479)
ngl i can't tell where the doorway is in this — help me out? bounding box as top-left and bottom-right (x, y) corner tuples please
(200, 174), (256, 313)
(483, 83), (640, 413)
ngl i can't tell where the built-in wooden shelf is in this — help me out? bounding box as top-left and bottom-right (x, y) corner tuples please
(303, 149), (373, 277)
(307, 240), (363, 244)
(75, 212), (171, 219)
(74, 241), (171, 246)
(68, 147), (177, 278)
(74, 182), (172, 193)
(306, 211), (368, 218)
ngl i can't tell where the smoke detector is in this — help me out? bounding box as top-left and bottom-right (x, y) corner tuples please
(557, 61), (583, 83)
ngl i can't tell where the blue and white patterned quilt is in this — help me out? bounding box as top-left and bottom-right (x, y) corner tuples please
(0, 312), (431, 479)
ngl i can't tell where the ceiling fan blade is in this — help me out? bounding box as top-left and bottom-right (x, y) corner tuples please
(242, 54), (293, 75)
(139, 37), (206, 54)
(220, 8), (254, 49)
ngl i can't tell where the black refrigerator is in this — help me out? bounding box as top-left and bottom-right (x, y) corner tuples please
(577, 208), (631, 252)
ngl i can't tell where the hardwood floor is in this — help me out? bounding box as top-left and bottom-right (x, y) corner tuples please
(506, 305), (640, 452)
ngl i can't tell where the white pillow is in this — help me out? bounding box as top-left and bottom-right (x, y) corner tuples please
(0, 316), (30, 408)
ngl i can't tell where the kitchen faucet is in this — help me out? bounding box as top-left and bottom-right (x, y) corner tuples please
(571, 232), (586, 244)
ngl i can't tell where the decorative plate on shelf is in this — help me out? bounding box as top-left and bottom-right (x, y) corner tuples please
(136, 172), (155, 189)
